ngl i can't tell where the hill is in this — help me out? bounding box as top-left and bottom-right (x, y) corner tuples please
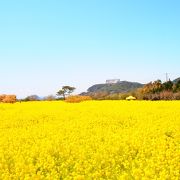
(173, 77), (180, 84)
(87, 81), (144, 94)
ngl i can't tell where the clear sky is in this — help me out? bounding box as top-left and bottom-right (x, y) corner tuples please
(0, 0), (180, 98)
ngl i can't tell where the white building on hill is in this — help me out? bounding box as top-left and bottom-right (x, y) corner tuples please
(106, 79), (120, 84)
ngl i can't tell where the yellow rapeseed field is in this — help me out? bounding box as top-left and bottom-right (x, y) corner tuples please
(0, 101), (179, 179)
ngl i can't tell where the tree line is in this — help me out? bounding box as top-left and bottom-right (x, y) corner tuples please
(21, 86), (76, 101)
(138, 79), (180, 100)
(0, 79), (180, 103)
(88, 79), (180, 100)
(0, 86), (76, 103)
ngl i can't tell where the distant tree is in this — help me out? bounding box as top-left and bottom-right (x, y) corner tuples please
(57, 86), (76, 100)
(152, 80), (163, 93)
(65, 95), (92, 103)
(163, 80), (173, 91)
(140, 80), (163, 94)
(159, 91), (174, 100)
(44, 95), (56, 101)
(25, 95), (40, 101)
(0, 95), (6, 102)
(173, 80), (180, 92)
(174, 92), (180, 100)
(1, 95), (16, 103)
(56, 90), (66, 100)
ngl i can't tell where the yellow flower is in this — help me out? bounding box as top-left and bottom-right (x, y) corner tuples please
(0, 101), (179, 179)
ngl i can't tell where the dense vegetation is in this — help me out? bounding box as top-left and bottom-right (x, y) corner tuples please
(1, 78), (180, 102)
(138, 79), (180, 100)
(84, 78), (180, 100)
(0, 95), (16, 103)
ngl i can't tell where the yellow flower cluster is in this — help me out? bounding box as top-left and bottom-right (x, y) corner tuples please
(0, 101), (179, 179)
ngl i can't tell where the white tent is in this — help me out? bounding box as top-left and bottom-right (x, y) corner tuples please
(126, 96), (136, 100)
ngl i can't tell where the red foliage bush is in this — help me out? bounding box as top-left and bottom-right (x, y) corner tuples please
(0, 95), (6, 102)
(0, 95), (16, 103)
(65, 96), (92, 103)
(159, 91), (174, 100)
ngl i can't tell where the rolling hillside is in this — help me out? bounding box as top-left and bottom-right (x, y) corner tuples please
(173, 77), (180, 84)
(87, 81), (144, 94)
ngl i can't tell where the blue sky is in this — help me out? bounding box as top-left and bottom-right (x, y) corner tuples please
(0, 0), (180, 98)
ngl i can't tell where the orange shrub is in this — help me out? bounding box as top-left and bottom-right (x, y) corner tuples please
(0, 95), (16, 103)
(65, 95), (92, 103)
(159, 91), (174, 100)
(0, 95), (6, 102)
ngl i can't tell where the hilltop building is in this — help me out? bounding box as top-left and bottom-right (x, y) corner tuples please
(106, 79), (120, 84)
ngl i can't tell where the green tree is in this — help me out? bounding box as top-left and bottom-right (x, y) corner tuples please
(152, 80), (163, 93)
(24, 95), (40, 101)
(57, 86), (76, 100)
(173, 80), (180, 92)
(163, 80), (173, 91)
(141, 80), (163, 94)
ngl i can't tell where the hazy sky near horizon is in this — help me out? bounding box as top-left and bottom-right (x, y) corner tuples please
(0, 0), (180, 98)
